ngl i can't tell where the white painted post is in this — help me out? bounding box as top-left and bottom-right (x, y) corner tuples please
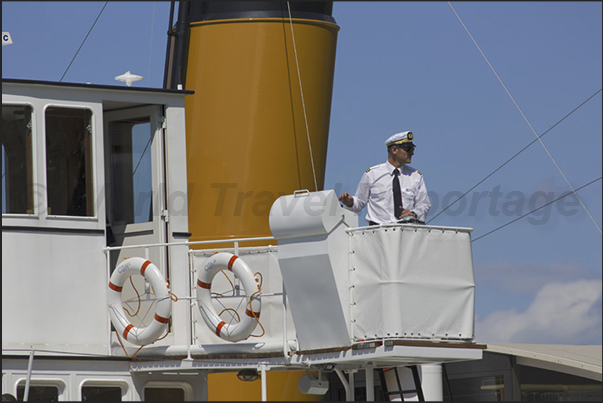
(334, 368), (353, 401)
(420, 364), (443, 401)
(282, 281), (289, 358)
(349, 370), (355, 401)
(366, 365), (375, 401)
(186, 251), (193, 360)
(145, 247), (151, 295)
(260, 364), (267, 401)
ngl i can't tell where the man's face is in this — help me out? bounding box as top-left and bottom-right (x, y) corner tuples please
(393, 144), (415, 165)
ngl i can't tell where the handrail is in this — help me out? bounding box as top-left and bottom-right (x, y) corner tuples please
(346, 223), (473, 233)
(103, 235), (277, 252)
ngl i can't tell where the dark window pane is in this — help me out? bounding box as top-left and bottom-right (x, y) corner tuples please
(448, 375), (504, 401)
(518, 365), (602, 402)
(17, 385), (59, 401)
(45, 107), (94, 216)
(2, 104), (34, 214)
(144, 387), (185, 401)
(82, 386), (122, 401)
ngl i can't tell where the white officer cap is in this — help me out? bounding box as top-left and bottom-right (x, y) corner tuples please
(385, 131), (416, 147)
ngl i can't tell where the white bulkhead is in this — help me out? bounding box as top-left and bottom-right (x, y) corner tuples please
(2, 80), (190, 354)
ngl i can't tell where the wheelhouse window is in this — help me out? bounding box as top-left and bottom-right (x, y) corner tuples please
(446, 374), (505, 401)
(81, 385), (123, 401)
(45, 107), (94, 216)
(17, 385), (59, 401)
(144, 387), (186, 401)
(109, 117), (153, 224)
(2, 104), (34, 214)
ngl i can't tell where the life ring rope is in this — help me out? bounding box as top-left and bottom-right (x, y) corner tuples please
(120, 278), (178, 315)
(248, 272), (265, 338)
(209, 270), (263, 325)
(212, 273), (265, 338)
(123, 276), (141, 317)
(165, 278), (179, 302)
(113, 314), (173, 358)
(108, 257), (175, 348)
(211, 270), (237, 297)
(196, 252), (263, 342)
(218, 308), (241, 322)
(113, 329), (144, 358)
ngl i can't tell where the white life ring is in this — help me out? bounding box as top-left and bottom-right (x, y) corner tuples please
(108, 257), (172, 346)
(196, 252), (261, 342)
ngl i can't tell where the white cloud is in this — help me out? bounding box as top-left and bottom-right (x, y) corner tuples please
(475, 279), (602, 344)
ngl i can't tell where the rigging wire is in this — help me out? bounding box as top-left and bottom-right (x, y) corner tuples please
(133, 125), (146, 216)
(146, 1), (156, 87)
(132, 130), (153, 177)
(448, 2), (602, 234)
(286, 1), (319, 192)
(427, 88), (602, 223)
(471, 176), (601, 243)
(60, 2), (109, 82)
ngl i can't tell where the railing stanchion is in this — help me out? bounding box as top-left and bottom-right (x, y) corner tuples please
(283, 281), (289, 358)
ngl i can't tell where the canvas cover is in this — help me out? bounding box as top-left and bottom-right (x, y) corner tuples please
(349, 225), (475, 341)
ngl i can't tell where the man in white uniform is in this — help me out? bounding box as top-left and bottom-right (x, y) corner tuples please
(339, 131), (430, 225)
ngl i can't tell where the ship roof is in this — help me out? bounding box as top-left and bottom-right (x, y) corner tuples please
(487, 343), (602, 381)
(2, 78), (194, 95)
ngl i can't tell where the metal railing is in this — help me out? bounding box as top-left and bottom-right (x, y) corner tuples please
(102, 235), (296, 359)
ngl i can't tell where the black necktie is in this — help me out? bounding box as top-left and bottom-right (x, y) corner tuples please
(393, 168), (403, 219)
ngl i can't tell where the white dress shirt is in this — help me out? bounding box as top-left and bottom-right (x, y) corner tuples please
(347, 161), (431, 224)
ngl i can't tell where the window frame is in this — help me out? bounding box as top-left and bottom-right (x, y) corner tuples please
(2, 98), (105, 232)
(105, 113), (156, 227)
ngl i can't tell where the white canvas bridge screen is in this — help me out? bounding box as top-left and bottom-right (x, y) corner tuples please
(349, 225), (475, 342)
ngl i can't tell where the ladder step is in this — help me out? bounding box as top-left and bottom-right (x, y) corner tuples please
(377, 366), (425, 402)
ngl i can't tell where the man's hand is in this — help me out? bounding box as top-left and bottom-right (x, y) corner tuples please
(398, 208), (416, 219)
(339, 192), (354, 208)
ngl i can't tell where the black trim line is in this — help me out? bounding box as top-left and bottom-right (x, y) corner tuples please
(2, 226), (105, 235)
(189, 1), (335, 23)
(2, 354), (131, 362)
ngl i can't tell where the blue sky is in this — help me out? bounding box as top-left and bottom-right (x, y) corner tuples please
(3, 1), (602, 345)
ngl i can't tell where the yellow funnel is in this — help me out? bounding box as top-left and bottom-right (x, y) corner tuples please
(184, 16), (339, 244)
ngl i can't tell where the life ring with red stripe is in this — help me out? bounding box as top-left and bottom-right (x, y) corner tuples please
(196, 252), (261, 342)
(108, 257), (172, 346)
